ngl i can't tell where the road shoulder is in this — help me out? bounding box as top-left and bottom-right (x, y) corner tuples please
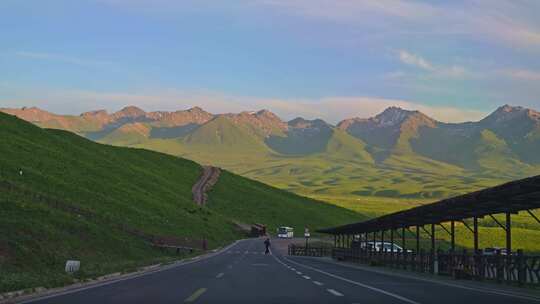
(290, 256), (540, 301)
(1, 240), (242, 304)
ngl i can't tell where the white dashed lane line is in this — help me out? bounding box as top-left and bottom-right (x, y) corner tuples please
(216, 273), (224, 279)
(271, 251), (343, 301)
(327, 289), (344, 297)
(283, 256), (420, 304)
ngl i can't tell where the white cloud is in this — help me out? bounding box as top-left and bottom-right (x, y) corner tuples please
(258, 0), (439, 22)
(283, 96), (487, 123)
(501, 69), (540, 81)
(257, 0), (540, 50)
(470, 2), (540, 49)
(15, 51), (112, 67)
(396, 50), (471, 79)
(398, 50), (433, 70)
(0, 87), (487, 124)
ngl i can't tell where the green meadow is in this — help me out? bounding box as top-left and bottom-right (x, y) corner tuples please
(131, 140), (540, 254)
(0, 112), (361, 292)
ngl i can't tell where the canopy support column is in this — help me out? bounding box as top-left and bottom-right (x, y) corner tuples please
(431, 224), (435, 252)
(473, 217), (479, 253)
(402, 227), (406, 252)
(451, 221), (455, 252)
(416, 226), (420, 253)
(390, 228), (395, 254)
(506, 212), (512, 254)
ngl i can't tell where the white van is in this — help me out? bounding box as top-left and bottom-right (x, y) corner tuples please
(277, 226), (294, 238)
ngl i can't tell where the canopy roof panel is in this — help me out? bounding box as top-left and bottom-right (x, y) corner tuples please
(318, 175), (540, 234)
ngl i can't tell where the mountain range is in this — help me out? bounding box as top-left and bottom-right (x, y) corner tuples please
(3, 104), (540, 205)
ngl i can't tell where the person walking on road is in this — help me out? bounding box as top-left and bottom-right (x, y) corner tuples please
(264, 238), (271, 255)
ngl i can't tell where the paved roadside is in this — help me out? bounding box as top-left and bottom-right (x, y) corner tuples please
(284, 255), (540, 304)
(2, 241), (239, 304)
(8, 238), (540, 303)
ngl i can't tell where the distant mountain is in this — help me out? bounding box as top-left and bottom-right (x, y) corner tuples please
(399, 105), (540, 174)
(3, 104), (540, 200)
(224, 110), (287, 138)
(478, 105), (540, 164)
(266, 118), (334, 155)
(0, 105), (214, 135)
(338, 107), (437, 161)
(337, 105), (540, 168)
(182, 115), (270, 153)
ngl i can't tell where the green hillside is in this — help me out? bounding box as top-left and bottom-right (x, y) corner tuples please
(183, 116), (268, 152)
(131, 137), (503, 201)
(100, 123), (151, 146)
(32, 105), (535, 205)
(323, 129), (374, 162)
(0, 112), (361, 293)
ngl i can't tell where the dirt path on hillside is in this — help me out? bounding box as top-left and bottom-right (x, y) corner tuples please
(192, 166), (221, 206)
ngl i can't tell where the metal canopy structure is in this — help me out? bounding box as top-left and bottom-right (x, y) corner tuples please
(318, 175), (540, 235)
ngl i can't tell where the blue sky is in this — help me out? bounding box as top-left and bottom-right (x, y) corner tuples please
(1, 0), (540, 122)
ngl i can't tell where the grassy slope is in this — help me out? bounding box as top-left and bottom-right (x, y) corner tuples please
(0, 112), (361, 292)
(132, 132), (520, 201)
(208, 170), (363, 235)
(107, 122), (540, 253)
(183, 116), (269, 153)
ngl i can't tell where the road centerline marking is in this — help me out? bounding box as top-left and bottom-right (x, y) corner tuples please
(327, 289), (344, 297)
(313, 281), (324, 286)
(18, 240), (246, 304)
(302, 275), (311, 280)
(184, 288), (207, 303)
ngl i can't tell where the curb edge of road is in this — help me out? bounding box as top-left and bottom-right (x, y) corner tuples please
(291, 256), (540, 301)
(1, 239), (244, 304)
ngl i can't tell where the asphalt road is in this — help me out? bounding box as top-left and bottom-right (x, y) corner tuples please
(23, 238), (540, 304)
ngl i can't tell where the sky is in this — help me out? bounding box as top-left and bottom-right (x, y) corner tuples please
(1, 0), (540, 123)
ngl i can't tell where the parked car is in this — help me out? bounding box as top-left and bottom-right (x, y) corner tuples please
(482, 247), (508, 256)
(361, 241), (412, 253)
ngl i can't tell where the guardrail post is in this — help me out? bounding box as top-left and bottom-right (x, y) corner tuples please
(390, 229), (395, 268)
(517, 249), (524, 286)
(403, 249), (407, 270)
(495, 250), (502, 283)
(473, 216), (479, 253)
(506, 213), (512, 255)
(416, 226), (420, 254)
(420, 249), (425, 273)
(451, 221), (455, 251)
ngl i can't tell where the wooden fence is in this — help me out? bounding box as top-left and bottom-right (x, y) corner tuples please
(288, 245), (332, 257)
(331, 247), (540, 286)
